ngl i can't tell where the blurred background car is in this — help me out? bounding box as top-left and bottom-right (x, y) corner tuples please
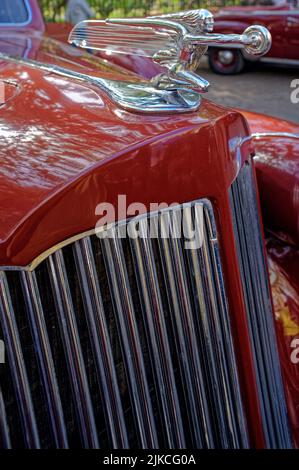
(209, 0), (299, 74)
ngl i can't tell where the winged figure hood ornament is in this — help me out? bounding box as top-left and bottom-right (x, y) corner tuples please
(68, 9), (271, 113)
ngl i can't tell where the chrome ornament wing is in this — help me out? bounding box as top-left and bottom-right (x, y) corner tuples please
(68, 10), (214, 60)
(67, 9), (271, 113)
(68, 10), (216, 91)
(69, 20), (181, 62)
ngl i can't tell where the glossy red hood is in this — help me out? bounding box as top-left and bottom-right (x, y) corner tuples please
(0, 33), (251, 267)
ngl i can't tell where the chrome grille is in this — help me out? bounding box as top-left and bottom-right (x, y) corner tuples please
(0, 200), (249, 449)
(0, 272), (40, 448)
(229, 161), (292, 449)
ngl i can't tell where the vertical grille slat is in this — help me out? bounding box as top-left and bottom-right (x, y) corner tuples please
(20, 271), (69, 449)
(100, 230), (159, 449)
(157, 207), (215, 448)
(0, 272), (40, 449)
(73, 238), (129, 449)
(48, 251), (99, 449)
(0, 386), (11, 449)
(230, 161), (292, 449)
(128, 217), (186, 449)
(184, 204), (249, 448)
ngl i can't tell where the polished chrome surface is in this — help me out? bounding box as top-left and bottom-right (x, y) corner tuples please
(67, 9), (271, 113)
(156, 205), (248, 448)
(48, 251), (99, 448)
(0, 201), (250, 448)
(69, 13), (271, 65)
(68, 10), (214, 67)
(100, 230), (159, 449)
(0, 272), (40, 449)
(250, 132), (299, 140)
(158, 208), (213, 447)
(241, 25), (272, 57)
(0, 52), (201, 114)
(128, 217), (186, 448)
(185, 204), (248, 447)
(151, 9), (215, 34)
(20, 271), (68, 449)
(229, 161), (292, 449)
(73, 238), (129, 449)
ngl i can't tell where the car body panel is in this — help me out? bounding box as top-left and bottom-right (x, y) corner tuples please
(240, 110), (299, 246)
(240, 109), (299, 134)
(254, 135), (299, 246)
(267, 238), (299, 448)
(286, 7), (299, 59)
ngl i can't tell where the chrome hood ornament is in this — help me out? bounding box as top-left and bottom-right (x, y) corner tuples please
(69, 9), (271, 113)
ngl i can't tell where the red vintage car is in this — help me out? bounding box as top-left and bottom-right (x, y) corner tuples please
(0, 0), (299, 450)
(209, 0), (299, 73)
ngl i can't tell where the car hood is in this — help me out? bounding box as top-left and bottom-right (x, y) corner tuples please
(0, 32), (250, 266)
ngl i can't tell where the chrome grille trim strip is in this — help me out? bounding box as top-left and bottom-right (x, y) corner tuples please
(229, 161), (292, 449)
(0, 272), (40, 449)
(0, 386), (11, 449)
(186, 204), (249, 448)
(157, 207), (214, 448)
(48, 251), (99, 448)
(128, 217), (186, 449)
(100, 231), (159, 449)
(20, 271), (69, 449)
(73, 238), (129, 449)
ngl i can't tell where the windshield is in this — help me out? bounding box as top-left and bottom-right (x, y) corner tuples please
(0, 0), (30, 25)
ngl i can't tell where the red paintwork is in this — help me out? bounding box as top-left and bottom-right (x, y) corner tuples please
(254, 134), (299, 246)
(267, 237), (299, 448)
(1, 0), (299, 448)
(241, 109), (299, 134)
(45, 22), (73, 42)
(241, 110), (299, 246)
(214, 2), (299, 61)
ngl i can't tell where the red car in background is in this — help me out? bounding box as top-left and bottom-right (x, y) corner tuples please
(209, 0), (299, 73)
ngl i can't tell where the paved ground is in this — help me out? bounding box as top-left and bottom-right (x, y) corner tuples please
(199, 57), (299, 124)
